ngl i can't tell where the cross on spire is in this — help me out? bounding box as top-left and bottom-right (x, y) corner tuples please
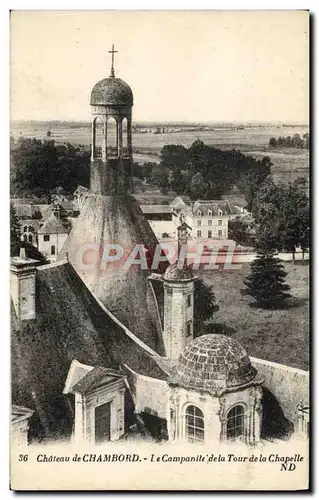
(109, 44), (118, 77)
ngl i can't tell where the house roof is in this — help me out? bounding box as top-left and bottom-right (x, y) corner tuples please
(140, 205), (172, 214)
(38, 213), (69, 235)
(11, 260), (169, 440)
(72, 366), (125, 395)
(192, 200), (233, 216)
(14, 205), (33, 219)
(170, 196), (190, 208)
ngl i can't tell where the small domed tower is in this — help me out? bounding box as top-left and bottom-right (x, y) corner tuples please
(90, 45), (133, 195)
(168, 335), (264, 444)
(163, 216), (195, 360)
(163, 264), (196, 360)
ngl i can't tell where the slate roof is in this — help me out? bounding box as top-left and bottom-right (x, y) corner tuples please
(140, 205), (173, 214)
(14, 205), (34, 219)
(58, 194), (169, 354)
(38, 213), (69, 235)
(90, 77), (133, 107)
(192, 200), (233, 216)
(169, 334), (263, 396)
(72, 366), (125, 395)
(11, 261), (170, 441)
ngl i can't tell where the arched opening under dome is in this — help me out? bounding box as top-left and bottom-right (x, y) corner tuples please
(185, 405), (204, 444)
(92, 117), (104, 159)
(122, 117), (128, 155)
(106, 117), (118, 156)
(226, 404), (245, 441)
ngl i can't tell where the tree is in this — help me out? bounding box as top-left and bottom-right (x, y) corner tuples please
(189, 172), (205, 200)
(252, 178), (309, 262)
(237, 156), (272, 211)
(11, 138), (90, 197)
(279, 178), (309, 263)
(241, 253), (292, 309)
(193, 278), (219, 334)
(228, 216), (254, 246)
(160, 144), (188, 171)
(10, 203), (21, 256)
(148, 164), (170, 193)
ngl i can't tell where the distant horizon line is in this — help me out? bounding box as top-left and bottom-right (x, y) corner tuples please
(11, 119), (309, 127)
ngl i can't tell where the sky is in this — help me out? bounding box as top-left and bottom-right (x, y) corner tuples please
(10, 10), (309, 123)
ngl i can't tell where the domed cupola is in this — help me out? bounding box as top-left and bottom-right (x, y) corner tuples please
(90, 77), (133, 108)
(170, 334), (258, 396)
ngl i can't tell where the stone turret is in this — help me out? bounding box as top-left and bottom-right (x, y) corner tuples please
(10, 248), (39, 322)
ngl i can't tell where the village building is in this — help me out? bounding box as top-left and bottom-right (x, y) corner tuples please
(171, 197), (233, 240)
(37, 204), (70, 261)
(140, 204), (175, 239)
(11, 50), (308, 447)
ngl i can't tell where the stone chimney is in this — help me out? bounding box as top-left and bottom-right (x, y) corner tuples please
(10, 248), (39, 322)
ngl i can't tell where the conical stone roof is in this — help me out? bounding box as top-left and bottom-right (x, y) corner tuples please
(59, 194), (168, 354)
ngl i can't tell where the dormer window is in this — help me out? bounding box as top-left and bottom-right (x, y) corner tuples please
(197, 210), (202, 216)
(218, 209), (223, 216)
(208, 209), (212, 216)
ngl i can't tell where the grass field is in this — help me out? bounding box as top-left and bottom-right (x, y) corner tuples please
(198, 261), (309, 371)
(11, 121), (309, 186)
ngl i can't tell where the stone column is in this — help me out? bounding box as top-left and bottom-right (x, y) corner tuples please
(202, 397), (222, 444)
(91, 119), (96, 160)
(253, 387), (263, 444)
(217, 396), (227, 443)
(115, 119), (119, 156)
(127, 117), (132, 156)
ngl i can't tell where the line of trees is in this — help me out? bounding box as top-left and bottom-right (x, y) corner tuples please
(269, 133), (309, 149)
(146, 141), (272, 209)
(11, 138), (273, 214)
(240, 176), (309, 309)
(11, 137), (90, 198)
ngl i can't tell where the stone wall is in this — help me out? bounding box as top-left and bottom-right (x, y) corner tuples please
(124, 366), (169, 420)
(251, 357), (309, 425)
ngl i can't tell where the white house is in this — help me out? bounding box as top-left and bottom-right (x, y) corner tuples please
(171, 197), (233, 240)
(38, 210), (69, 262)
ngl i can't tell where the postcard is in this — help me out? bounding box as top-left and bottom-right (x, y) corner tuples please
(10, 10), (309, 491)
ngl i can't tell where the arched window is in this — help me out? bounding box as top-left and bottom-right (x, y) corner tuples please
(23, 226), (27, 232)
(107, 117), (117, 156)
(226, 405), (245, 441)
(23, 234), (28, 243)
(208, 209), (212, 216)
(185, 405), (204, 443)
(51, 245), (56, 255)
(28, 234), (33, 243)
